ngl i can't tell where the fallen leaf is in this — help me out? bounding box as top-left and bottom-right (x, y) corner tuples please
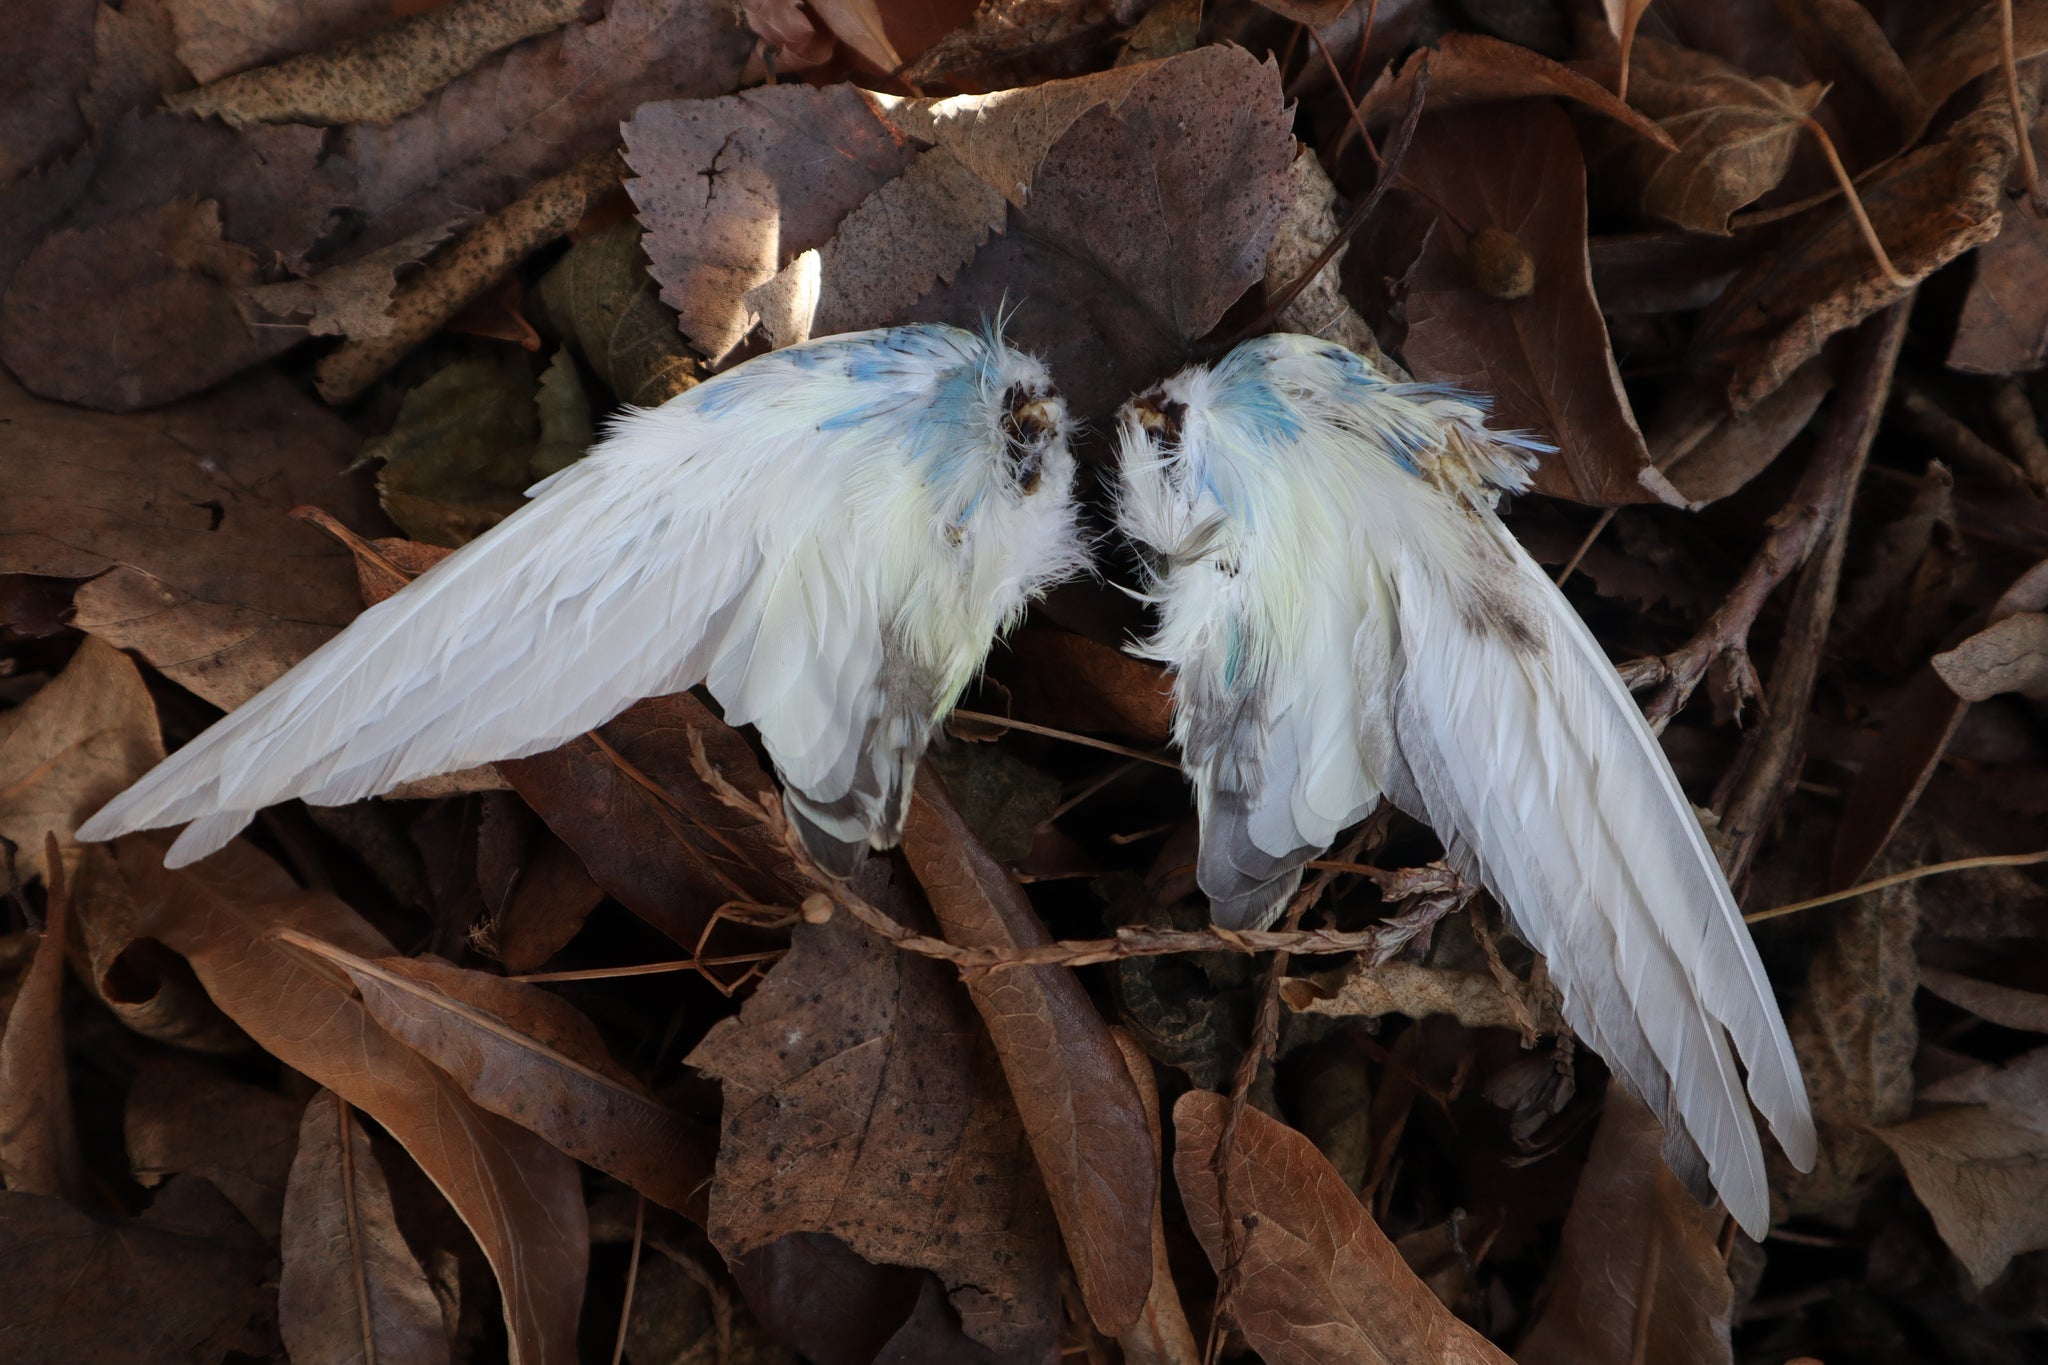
(1397, 100), (1654, 506)
(1651, 356), (1833, 506)
(285, 940), (716, 1219)
(116, 834), (589, 1365)
(364, 351), (546, 547)
(79, 0), (190, 131)
(1356, 31), (1675, 149)
(0, 847), (84, 1201)
(124, 1055), (302, 1239)
(807, 0), (904, 75)
(1107, 1029), (1201, 1365)
(621, 1245), (803, 1365)
(687, 864), (1062, 1357)
(0, 369), (379, 709)
(624, 82), (918, 364)
(731, 1234), (929, 1365)
(1876, 1046), (2048, 1287)
(1173, 1090), (1512, 1365)
(906, 0), (1151, 90)
(0, 636), (163, 883)
(66, 844), (248, 1052)
(1516, 1090), (1733, 1365)
(1286, 959), (1565, 1034)
(500, 693), (810, 950)
(281, 1090), (453, 1365)
(925, 746), (1061, 862)
(1920, 966), (2048, 1033)
(0, 1177), (273, 1363)
(1950, 192), (2048, 374)
(1906, 1), (2048, 137)
(533, 217), (701, 406)
(0, 0), (95, 180)
(735, 0), (834, 69)
(162, 0), (401, 84)
(901, 770), (1156, 1336)
(1934, 612), (2048, 701)
(998, 629), (1173, 744)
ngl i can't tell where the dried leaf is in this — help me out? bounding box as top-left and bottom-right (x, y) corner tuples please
(281, 1090), (453, 1365)
(0, 0), (95, 180)
(1000, 632), (1174, 746)
(0, 637), (163, 883)
(533, 218), (701, 406)
(163, 0), (400, 84)
(366, 352), (544, 547)
(1107, 1029), (1200, 1365)
(808, 0), (904, 74)
(907, 0), (1151, 89)
(66, 843), (247, 1052)
(1652, 357), (1833, 506)
(687, 868), (1062, 1357)
(1920, 966), (2048, 1033)
(116, 835), (589, 1365)
(1173, 1091), (1512, 1365)
(1950, 189), (2048, 374)
(0, 1177), (272, 1363)
(124, 1056), (301, 1239)
(1906, 1), (2048, 134)
(1934, 612), (2048, 701)
(0, 370), (378, 709)
(500, 693), (809, 949)
(901, 770), (1156, 1336)
(1286, 959), (1564, 1034)
(0, 849), (83, 1201)
(288, 941), (716, 1219)
(1876, 1046), (2048, 1287)
(624, 82), (916, 364)
(1356, 31), (1675, 149)
(730, 1234), (929, 1365)
(1398, 100), (1655, 506)
(171, 0), (588, 126)
(80, 0), (190, 131)
(1516, 1091), (1733, 1365)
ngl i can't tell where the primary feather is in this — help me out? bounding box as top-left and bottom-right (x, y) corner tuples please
(80, 324), (1086, 870)
(1113, 333), (1815, 1237)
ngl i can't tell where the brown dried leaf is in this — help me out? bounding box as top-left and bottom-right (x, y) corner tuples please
(1173, 1091), (1511, 1365)
(124, 1056), (300, 1239)
(1875, 1046), (2048, 1287)
(1618, 38), (1825, 235)
(1950, 193), (2048, 374)
(1906, 1), (2048, 132)
(81, 0), (191, 131)
(290, 942), (716, 1218)
(116, 834), (589, 1365)
(534, 218), (701, 407)
(901, 770), (1155, 1336)
(1000, 629), (1173, 745)
(906, 0), (1150, 89)
(0, 370), (377, 709)
(171, 0), (587, 126)
(731, 1234), (929, 1365)
(281, 1090), (453, 1365)
(1398, 100), (1655, 506)
(1107, 1029), (1200, 1365)
(0, 637), (162, 883)
(1286, 959), (1565, 1034)
(624, 82), (916, 364)
(687, 867), (1062, 1357)
(163, 0), (400, 84)
(343, 0), (750, 257)
(66, 843), (247, 1052)
(1516, 1090), (1732, 1365)
(1651, 357), (1832, 506)
(736, 0), (834, 69)
(1921, 966), (2048, 1033)
(0, 1176), (272, 1363)
(1934, 612), (2048, 701)
(0, 0), (95, 180)
(808, 0), (904, 73)
(501, 693), (808, 948)
(1357, 31), (1675, 149)
(0, 848), (83, 1201)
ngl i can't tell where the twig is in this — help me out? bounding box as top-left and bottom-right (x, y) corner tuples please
(1638, 303), (1913, 732)
(1712, 302), (1913, 882)
(2002, 0), (2042, 203)
(949, 710), (1178, 767)
(1555, 507), (1618, 587)
(1747, 848), (2048, 924)
(508, 950), (786, 983)
(610, 1195), (646, 1365)
(1795, 113), (1908, 289)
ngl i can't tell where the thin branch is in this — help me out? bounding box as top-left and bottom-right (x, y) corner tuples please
(1797, 113), (1908, 288)
(1747, 848), (2048, 924)
(949, 710), (1178, 767)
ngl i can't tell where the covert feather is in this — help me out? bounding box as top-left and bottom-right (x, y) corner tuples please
(80, 324), (1085, 871)
(1113, 333), (1815, 1237)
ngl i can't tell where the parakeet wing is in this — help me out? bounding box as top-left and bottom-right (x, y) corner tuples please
(79, 327), (1067, 869)
(1356, 511), (1816, 1237)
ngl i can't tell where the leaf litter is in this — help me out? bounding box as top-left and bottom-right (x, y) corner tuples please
(8, 3), (2048, 1363)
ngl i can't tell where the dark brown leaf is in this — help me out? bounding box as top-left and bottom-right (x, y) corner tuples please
(116, 834), (588, 1365)
(999, 629), (1174, 745)
(124, 1056), (301, 1239)
(501, 693), (809, 949)
(1920, 967), (2048, 1033)
(1107, 1029), (1200, 1365)
(906, 0), (1151, 89)
(0, 0), (95, 180)
(1356, 31), (1675, 149)
(0, 370), (378, 709)
(1950, 192), (2048, 374)
(731, 1234), (928, 1365)
(1173, 1091), (1512, 1365)
(0, 846), (83, 1201)
(286, 941), (716, 1219)
(1650, 357), (1832, 507)
(901, 770), (1156, 1336)
(0, 1176), (272, 1363)
(281, 1090), (453, 1365)
(687, 866), (1062, 1357)
(1515, 1091), (1732, 1365)
(1399, 100), (1655, 506)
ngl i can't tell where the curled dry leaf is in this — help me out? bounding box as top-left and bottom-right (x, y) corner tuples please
(1649, 356), (1833, 507)
(0, 370), (376, 709)
(170, 0), (589, 126)
(115, 834), (588, 1365)
(901, 770), (1156, 1337)
(0, 846), (84, 1202)
(1875, 1046), (2048, 1287)
(1172, 1091), (1512, 1365)
(687, 866), (1062, 1357)
(1398, 100), (1655, 506)
(1933, 612), (2048, 701)
(281, 1090), (452, 1365)
(124, 1056), (301, 1240)
(0, 1176), (272, 1364)
(0, 637), (162, 883)
(1949, 162), (2048, 375)
(1107, 1029), (1200, 1365)
(1286, 958), (1565, 1034)
(534, 217), (701, 407)
(500, 693), (810, 950)
(1905, 0), (2048, 139)
(1516, 1090), (1733, 1365)
(1920, 966), (2048, 1034)
(1356, 31), (1675, 149)
(282, 939), (716, 1220)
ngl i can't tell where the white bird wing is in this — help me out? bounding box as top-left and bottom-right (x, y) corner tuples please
(1357, 511), (1816, 1236)
(77, 334), (984, 869)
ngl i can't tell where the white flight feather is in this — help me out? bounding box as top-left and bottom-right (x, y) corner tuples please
(1115, 333), (1815, 1238)
(79, 324), (1085, 869)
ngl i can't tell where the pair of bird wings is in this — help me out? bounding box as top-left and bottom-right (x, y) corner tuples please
(79, 325), (1083, 871)
(1114, 334), (1815, 1238)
